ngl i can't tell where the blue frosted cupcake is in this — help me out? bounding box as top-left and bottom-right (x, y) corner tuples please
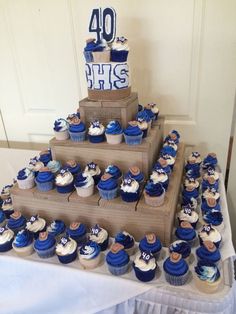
(17, 167), (35, 190)
(124, 121), (143, 145)
(28, 157), (44, 176)
(47, 220), (66, 239)
(66, 222), (87, 245)
(150, 168), (169, 190)
(34, 231), (56, 258)
(163, 139), (178, 152)
(198, 224), (222, 248)
(55, 169), (74, 193)
(35, 167), (54, 192)
(88, 120), (105, 143)
(196, 241), (221, 265)
(160, 152), (175, 170)
(83, 162), (102, 185)
(106, 243), (130, 275)
(105, 120), (123, 144)
(153, 158), (172, 176)
(111, 36), (129, 62)
(54, 118), (69, 140)
(2, 197), (14, 218)
(12, 229), (34, 257)
(202, 210), (224, 231)
(202, 167), (219, 192)
(7, 210), (26, 234)
(26, 215), (47, 239)
(133, 250), (157, 282)
(194, 260), (221, 293)
(39, 149), (52, 166)
(164, 130), (180, 145)
(143, 105), (155, 122)
(79, 240), (101, 269)
(144, 181), (165, 207)
(139, 233), (162, 259)
(97, 174), (118, 200)
(89, 224), (109, 251)
(67, 112), (80, 123)
(125, 166), (144, 184)
(56, 236), (78, 264)
(137, 118), (149, 138)
(202, 153), (218, 171)
(47, 160), (61, 175)
(84, 38), (103, 62)
(164, 252), (190, 286)
(136, 110), (152, 131)
(120, 177), (140, 202)
(74, 172), (94, 197)
(175, 221), (197, 246)
(201, 197), (221, 214)
(169, 240), (191, 260)
(0, 210), (6, 227)
(149, 103), (159, 121)
(105, 164), (122, 181)
(63, 160), (81, 177)
(161, 145), (177, 158)
(115, 231), (135, 255)
(0, 226), (14, 252)
(69, 117), (86, 142)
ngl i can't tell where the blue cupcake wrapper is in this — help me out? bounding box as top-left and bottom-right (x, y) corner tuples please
(107, 262), (129, 275)
(69, 130), (86, 142)
(133, 264), (156, 282)
(164, 270), (190, 286)
(111, 50), (129, 62)
(57, 249), (78, 264)
(35, 245), (56, 258)
(84, 51), (93, 62)
(120, 190), (139, 202)
(142, 129), (148, 138)
(35, 180), (54, 192)
(98, 187), (118, 200)
(98, 237), (109, 251)
(124, 134), (143, 146)
(88, 134), (105, 143)
(56, 181), (75, 194)
(0, 239), (13, 252)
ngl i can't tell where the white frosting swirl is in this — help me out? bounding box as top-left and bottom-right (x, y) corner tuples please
(29, 161), (44, 172)
(78, 174), (94, 188)
(56, 237), (77, 255)
(134, 252), (156, 271)
(163, 141), (178, 151)
(203, 172), (220, 181)
(120, 179), (139, 193)
(89, 227), (108, 244)
(178, 210), (199, 223)
(88, 124), (105, 136)
(0, 229), (14, 244)
(199, 227), (221, 243)
(84, 165), (101, 177)
(112, 39), (129, 51)
(165, 155), (175, 166)
(55, 119), (68, 132)
(184, 179), (199, 189)
(150, 171), (168, 184)
(137, 120), (148, 130)
(56, 171), (73, 186)
(203, 189), (220, 200)
(26, 217), (46, 232)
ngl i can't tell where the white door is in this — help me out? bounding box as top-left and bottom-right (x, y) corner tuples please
(1, 0), (236, 175)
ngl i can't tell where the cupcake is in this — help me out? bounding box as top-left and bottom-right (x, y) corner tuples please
(35, 167), (54, 192)
(66, 222), (87, 246)
(185, 152), (202, 180)
(79, 240), (101, 269)
(133, 250), (157, 282)
(67, 112), (80, 123)
(47, 220), (66, 239)
(202, 167), (219, 192)
(150, 168), (169, 190)
(97, 174), (118, 200)
(83, 38), (101, 62)
(1, 184), (13, 200)
(137, 117), (149, 138)
(124, 121), (143, 145)
(34, 231), (56, 258)
(201, 197), (221, 214)
(202, 153), (218, 171)
(53, 118), (69, 140)
(105, 120), (123, 144)
(111, 36), (129, 62)
(46, 160), (62, 175)
(177, 207), (199, 229)
(136, 110), (152, 131)
(39, 149), (52, 166)
(202, 188), (220, 204)
(92, 39), (111, 62)
(2, 197), (14, 218)
(160, 153), (175, 170)
(198, 224), (222, 248)
(164, 130), (180, 145)
(181, 197), (198, 212)
(106, 243), (130, 275)
(12, 229), (34, 257)
(144, 182), (165, 207)
(160, 145), (177, 158)
(88, 120), (105, 143)
(105, 165), (122, 181)
(63, 160), (81, 177)
(55, 169), (74, 194)
(139, 233), (162, 259)
(7, 210), (27, 234)
(89, 224), (109, 251)
(120, 177), (140, 203)
(187, 151), (202, 166)
(175, 221), (197, 246)
(149, 103), (159, 121)
(28, 157), (44, 176)
(143, 105), (155, 122)
(0, 226), (14, 252)
(69, 117), (86, 142)
(169, 240), (191, 260)
(182, 184), (199, 204)
(115, 231), (135, 255)
(83, 162), (102, 185)
(194, 260), (221, 293)
(74, 173), (94, 197)
(56, 236), (78, 264)
(26, 215), (47, 239)
(202, 210), (224, 232)
(196, 241), (221, 265)
(0, 210), (6, 228)
(163, 139), (178, 152)
(17, 168), (35, 189)
(153, 158), (172, 176)
(163, 252), (190, 286)
(125, 166), (144, 184)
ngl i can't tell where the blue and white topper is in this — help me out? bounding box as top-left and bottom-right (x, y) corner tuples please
(91, 224), (102, 237)
(139, 251), (154, 264)
(60, 236), (71, 246)
(202, 224), (214, 235)
(29, 215), (38, 224)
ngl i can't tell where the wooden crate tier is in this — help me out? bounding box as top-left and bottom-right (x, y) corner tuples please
(11, 143), (184, 246)
(50, 119), (164, 178)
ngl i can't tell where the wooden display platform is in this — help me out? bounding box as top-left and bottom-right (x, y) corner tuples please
(11, 142), (184, 246)
(50, 118), (164, 177)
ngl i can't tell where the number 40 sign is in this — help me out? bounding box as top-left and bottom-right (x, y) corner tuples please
(89, 8), (116, 43)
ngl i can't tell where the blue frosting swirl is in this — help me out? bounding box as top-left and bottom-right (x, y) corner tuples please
(169, 241), (191, 259)
(36, 170), (54, 183)
(13, 229), (33, 248)
(17, 168), (32, 180)
(69, 121), (85, 133)
(163, 256), (189, 276)
(139, 236), (162, 253)
(115, 232), (134, 249)
(39, 149), (52, 165)
(203, 211), (223, 226)
(105, 165), (122, 180)
(84, 39), (103, 52)
(125, 170), (144, 183)
(74, 173), (91, 187)
(201, 200), (221, 213)
(182, 188), (199, 200)
(66, 223), (86, 237)
(160, 146), (177, 158)
(145, 182), (164, 197)
(105, 121), (123, 135)
(136, 110), (151, 123)
(48, 220), (66, 237)
(53, 118), (68, 132)
(106, 248), (130, 267)
(196, 246), (221, 264)
(34, 234), (56, 250)
(8, 214), (26, 230)
(0, 210), (6, 223)
(202, 179), (219, 192)
(195, 260), (220, 282)
(98, 177), (118, 190)
(63, 163), (81, 176)
(79, 240), (101, 259)
(153, 162), (172, 175)
(175, 226), (196, 241)
(124, 124), (142, 136)
(203, 154), (217, 170)
(143, 108), (155, 120)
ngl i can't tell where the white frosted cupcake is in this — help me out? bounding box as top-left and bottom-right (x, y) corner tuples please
(1, 184), (14, 200)
(74, 173), (94, 197)
(56, 236), (78, 264)
(0, 226), (14, 252)
(28, 157), (44, 174)
(53, 118), (69, 140)
(26, 215), (46, 239)
(202, 188), (220, 203)
(88, 120), (105, 143)
(177, 207), (199, 229)
(55, 169), (74, 194)
(16, 168), (35, 189)
(198, 224), (222, 248)
(83, 162), (102, 185)
(89, 224), (109, 251)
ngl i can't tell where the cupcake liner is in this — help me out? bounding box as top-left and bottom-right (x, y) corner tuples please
(12, 243), (34, 257)
(194, 274), (221, 293)
(124, 134), (143, 146)
(144, 191), (165, 207)
(17, 176), (35, 190)
(0, 239), (13, 252)
(75, 185), (94, 197)
(79, 253), (101, 269)
(54, 130), (69, 141)
(92, 50), (111, 62)
(88, 133), (105, 143)
(56, 181), (74, 194)
(111, 50), (129, 62)
(34, 245), (56, 258)
(57, 249), (78, 264)
(165, 270), (190, 286)
(35, 180), (54, 192)
(69, 130), (86, 142)
(69, 233), (87, 246)
(107, 262), (129, 276)
(2, 209), (14, 219)
(84, 51), (93, 63)
(98, 237), (109, 251)
(133, 265), (156, 282)
(105, 133), (123, 145)
(120, 191), (139, 202)
(97, 186), (118, 200)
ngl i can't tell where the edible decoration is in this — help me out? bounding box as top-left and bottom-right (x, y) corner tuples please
(195, 261), (220, 283)
(101, 173), (113, 181)
(0, 226), (7, 235)
(60, 236), (71, 246)
(10, 210), (21, 219)
(110, 242), (124, 254)
(146, 233), (156, 244)
(180, 221), (193, 229)
(170, 252), (182, 263)
(206, 198), (217, 207)
(139, 250), (154, 264)
(29, 215), (38, 224)
(203, 240), (216, 252)
(39, 231), (48, 241)
(70, 222), (81, 230)
(54, 118), (68, 132)
(39, 167), (51, 173)
(201, 224), (214, 235)
(129, 166), (140, 176)
(90, 224), (102, 237)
